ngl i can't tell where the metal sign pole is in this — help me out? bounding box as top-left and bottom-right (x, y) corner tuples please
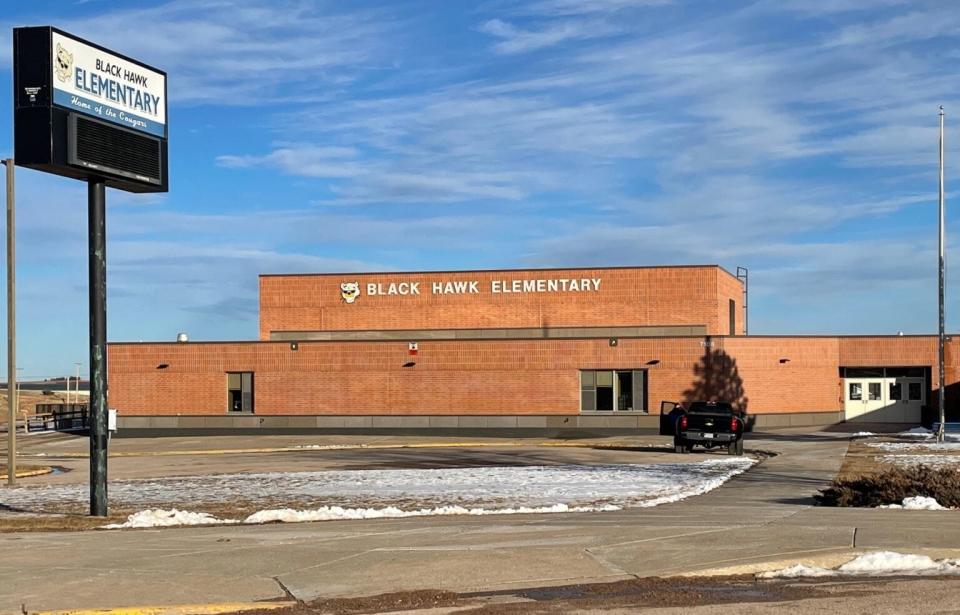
(88, 179), (108, 515)
(938, 107), (947, 445)
(4, 158), (14, 487)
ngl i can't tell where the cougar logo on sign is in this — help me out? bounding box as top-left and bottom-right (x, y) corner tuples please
(340, 282), (360, 304)
(55, 43), (73, 83)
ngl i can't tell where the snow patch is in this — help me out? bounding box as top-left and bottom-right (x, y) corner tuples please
(850, 432), (877, 438)
(3, 458), (756, 514)
(759, 551), (960, 578)
(879, 496), (949, 510)
(897, 427), (960, 441)
(901, 427), (933, 436)
(244, 503), (621, 524)
(868, 442), (960, 452)
(879, 454), (960, 470)
(102, 509), (237, 529)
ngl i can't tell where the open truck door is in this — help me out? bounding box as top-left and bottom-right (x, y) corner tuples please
(659, 401), (682, 436)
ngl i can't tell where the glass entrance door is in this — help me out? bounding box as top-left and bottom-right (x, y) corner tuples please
(845, 379), (885, 420)
(843, 367), (926, 423)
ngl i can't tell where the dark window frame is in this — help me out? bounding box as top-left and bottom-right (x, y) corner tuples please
(226, 371), (255, 414)
(580, 369), (647, 413)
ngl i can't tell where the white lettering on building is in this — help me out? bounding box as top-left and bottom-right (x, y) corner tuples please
(348, 277), (601, 301)
(366, 282), (420, 296)
(489, 278), (601, 293)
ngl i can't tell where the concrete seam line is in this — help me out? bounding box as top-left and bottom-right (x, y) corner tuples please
(30, 601), (296, 615)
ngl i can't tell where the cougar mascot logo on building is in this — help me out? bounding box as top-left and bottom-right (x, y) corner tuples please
(55, 43), (73, 83)
(340, 282), (360, 304)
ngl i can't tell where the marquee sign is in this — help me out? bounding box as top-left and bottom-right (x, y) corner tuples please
(51, 30), (167, 138)
(13, 26), (169, 193)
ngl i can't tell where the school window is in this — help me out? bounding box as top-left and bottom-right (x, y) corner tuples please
(227, 372), (254, 413)
(580, 370), (647, 412)
(729, 299), (736, 335)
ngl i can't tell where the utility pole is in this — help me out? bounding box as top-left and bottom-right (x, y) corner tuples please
(73, 361), (81, 405)
(4, 158), (15, 486)
(938, 107), (947, 445)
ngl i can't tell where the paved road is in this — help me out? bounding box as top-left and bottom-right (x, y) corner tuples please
(1, 431), (959, 612)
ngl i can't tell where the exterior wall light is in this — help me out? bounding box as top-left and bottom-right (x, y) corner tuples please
(609, 338), (619, 347)
(290, 342), (299, 351)
(779, 358), (790, 364)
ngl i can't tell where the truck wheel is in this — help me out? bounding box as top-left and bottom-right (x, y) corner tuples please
(737, 439), (744, 455)
(674, 438), (685, 454)
(728, 439), (743, 456)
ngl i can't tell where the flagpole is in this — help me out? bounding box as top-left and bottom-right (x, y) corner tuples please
(938, 106), (946, 444)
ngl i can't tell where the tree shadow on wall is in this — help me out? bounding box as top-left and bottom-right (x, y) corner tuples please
(683, 346), (750, 420)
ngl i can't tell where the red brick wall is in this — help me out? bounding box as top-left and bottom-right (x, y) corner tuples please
(109, 335), (956, 417)
(716, 272), (745, 335)
(259, 266), (741, 339)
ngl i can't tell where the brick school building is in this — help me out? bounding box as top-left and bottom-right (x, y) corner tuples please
(106, 265), (959, 434)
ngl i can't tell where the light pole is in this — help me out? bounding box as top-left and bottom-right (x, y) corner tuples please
(3, 158), (15, 486)
(938, 107), (947, 445)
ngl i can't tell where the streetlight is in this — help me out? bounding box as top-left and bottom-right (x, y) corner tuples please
(74, 362), (81, 406)
(3, 157), (14, 487)
(938, 108), (947, 445)
(15, 367), (23, 421)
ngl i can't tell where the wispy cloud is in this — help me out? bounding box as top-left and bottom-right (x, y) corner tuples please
(478, 17), (620, 54)
(3, 0), (960, 374)
(5, 0), (398, 104)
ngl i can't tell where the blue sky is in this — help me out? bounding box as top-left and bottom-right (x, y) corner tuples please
(1, 0), (959, 379)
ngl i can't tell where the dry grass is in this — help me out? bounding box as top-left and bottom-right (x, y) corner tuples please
(0, 390), (70, 424)
(0, 514), (126, 532)
(837, 440), (888, 480)
(816, 465), (960, 508)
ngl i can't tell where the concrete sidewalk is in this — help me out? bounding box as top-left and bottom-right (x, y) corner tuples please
(1, 432), (959, 612)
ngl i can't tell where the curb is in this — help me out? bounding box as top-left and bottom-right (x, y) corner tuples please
(0, 466), (54, 480)
(29, 601), (296, 615)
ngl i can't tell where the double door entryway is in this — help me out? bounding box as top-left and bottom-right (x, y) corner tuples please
(843, 367), (926, 423)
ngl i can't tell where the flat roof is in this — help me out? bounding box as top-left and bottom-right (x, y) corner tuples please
(259, 264), (742, 281)
(109, 333), (955, 346)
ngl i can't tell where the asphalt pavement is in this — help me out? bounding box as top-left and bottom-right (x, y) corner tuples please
(1, 430), (959, 613)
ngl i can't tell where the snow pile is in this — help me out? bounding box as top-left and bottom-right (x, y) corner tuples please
(244, 503), (621, 524)
(102, 509), (237, 529)
(759, 551), (960, 578)
(101, 503), (624, 528)
(879, 496), (949, 510)
(850, 432), (876, 438)
(758, 564), (833, 579)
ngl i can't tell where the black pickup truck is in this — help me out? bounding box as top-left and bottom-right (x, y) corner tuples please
(659, 401), (745, 455)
